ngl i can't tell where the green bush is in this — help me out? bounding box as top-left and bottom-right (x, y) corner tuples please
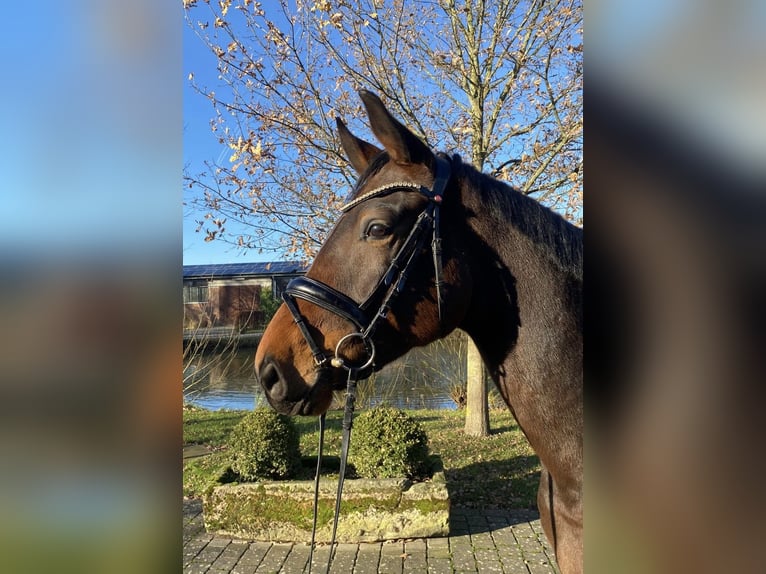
(350, 407), (429, 479)
(227, 408), (301, 480)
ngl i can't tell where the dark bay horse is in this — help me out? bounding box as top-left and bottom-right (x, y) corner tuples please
(255, 91), (582, 574)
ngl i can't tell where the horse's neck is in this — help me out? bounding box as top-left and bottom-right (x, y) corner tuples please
(455, 169), (583, 378)
(454, 171), (583, 471)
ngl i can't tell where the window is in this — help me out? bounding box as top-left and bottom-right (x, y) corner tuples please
(183, 283), (208, 304)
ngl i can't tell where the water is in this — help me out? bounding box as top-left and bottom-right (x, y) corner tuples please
(183, 333), (468, 411)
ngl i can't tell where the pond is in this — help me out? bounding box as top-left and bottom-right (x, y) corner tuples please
(183, 332), (471, 411)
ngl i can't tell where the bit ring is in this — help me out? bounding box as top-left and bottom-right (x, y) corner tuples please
(331, 332), (375, 372)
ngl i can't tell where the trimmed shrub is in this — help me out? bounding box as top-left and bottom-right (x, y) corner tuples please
(350, 407), (429, 479)
(227, 408), (301, 480)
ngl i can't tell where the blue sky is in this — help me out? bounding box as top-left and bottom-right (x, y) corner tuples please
(183, 19), (278, 266)
(1, 2), (181, 266)
(185, 23), (237, 265)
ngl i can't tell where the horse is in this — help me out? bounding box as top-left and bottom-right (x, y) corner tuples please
(255, 90), (583, 574)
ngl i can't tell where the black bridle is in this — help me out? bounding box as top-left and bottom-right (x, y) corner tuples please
(282, 154), (451, 573)
(282, 154), (451, 376)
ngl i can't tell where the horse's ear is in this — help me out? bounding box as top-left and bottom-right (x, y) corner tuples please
(359, 90), (433, 166)
(336, 117), (382, 175)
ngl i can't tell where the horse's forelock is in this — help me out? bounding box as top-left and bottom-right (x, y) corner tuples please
(346, 151), (391, 201)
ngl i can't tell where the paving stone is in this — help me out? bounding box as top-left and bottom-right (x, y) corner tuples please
(426, 540), (451, 560)
(466, 516), (490, 535)
(450, 531), (472, 544)
(354, 542), (382, 574)
(237, 542), (272, 567)
(474, 548), (504, 572)
(211, 541), (248, 567)
(184, 522), (206, 542)
(307, 545), (333, 573)
(381, 541), (405, 555)
(487, 516), (510, 529)
(280, 544), (310, 574)
(534, 563), (559, 573)
(449, 539), (477, 572)
(426, 557), (453, 574)
(449, 515), (470, 536)
(378, 554), (404, 573)
(255, 543), (292, 574)
(195, 543), (226, 569)
(426, 537), (449, 549)
(329, 543), (358, 573)
(527, 520), (558, 570)
(379, 541), (405, 573)
(208, 536), (233, 548)
(230, 562), (259, 574)
(542, 548), (559, 572)
(184, 537), (213, 566)
(403, 539), (427, 572)
(499, 553), (529, 574)
(471, 531), (496, 550)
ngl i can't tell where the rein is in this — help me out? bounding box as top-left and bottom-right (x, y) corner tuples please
(307, 370), (357, 574)
(283, 155), (451, 573)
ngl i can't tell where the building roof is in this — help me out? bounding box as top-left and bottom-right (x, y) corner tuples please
(183, 261), (309, 279)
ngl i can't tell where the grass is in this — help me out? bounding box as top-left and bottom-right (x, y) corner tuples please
(183, 404), (540, 509)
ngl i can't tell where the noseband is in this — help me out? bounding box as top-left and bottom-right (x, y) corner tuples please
(281, 155), (451, 573)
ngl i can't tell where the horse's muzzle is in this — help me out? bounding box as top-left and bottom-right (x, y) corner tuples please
(256, 357), (335, 416)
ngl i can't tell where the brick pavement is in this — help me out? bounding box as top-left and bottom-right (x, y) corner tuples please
(184, 498), (559, 573)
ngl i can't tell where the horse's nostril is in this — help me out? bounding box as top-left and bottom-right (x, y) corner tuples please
(258, 359), (290, 402)
(258, 360), (280, 392)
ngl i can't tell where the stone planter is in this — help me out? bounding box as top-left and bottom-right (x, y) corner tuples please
(202, 460), (449, 543)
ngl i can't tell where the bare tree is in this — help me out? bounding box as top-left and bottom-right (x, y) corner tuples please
(184, 0), (582, 433)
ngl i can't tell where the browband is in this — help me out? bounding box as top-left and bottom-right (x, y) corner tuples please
(340, 182), (424, 212)
(340, 154), (451, 212)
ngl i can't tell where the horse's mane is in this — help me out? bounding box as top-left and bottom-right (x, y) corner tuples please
(453, 154), (583, 280)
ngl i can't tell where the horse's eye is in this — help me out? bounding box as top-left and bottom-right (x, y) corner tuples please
(366, 222), (391, 239)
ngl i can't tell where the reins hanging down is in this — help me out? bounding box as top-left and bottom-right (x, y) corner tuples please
(286, 155), (451, 574)
(307, 369), (358, 574)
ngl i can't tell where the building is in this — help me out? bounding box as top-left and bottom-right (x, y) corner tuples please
(183, 261), (308, 332)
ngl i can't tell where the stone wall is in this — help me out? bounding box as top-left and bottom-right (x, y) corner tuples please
(203, 470), (449, 543)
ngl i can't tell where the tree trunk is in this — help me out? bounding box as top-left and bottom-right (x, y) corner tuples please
(464, 338), (490, 436)
(465, 87), (491, 436)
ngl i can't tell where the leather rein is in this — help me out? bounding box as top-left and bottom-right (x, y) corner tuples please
(281, 155), (451, 573)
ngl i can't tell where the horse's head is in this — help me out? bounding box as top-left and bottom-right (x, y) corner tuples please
(255, 91), (471, 415)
